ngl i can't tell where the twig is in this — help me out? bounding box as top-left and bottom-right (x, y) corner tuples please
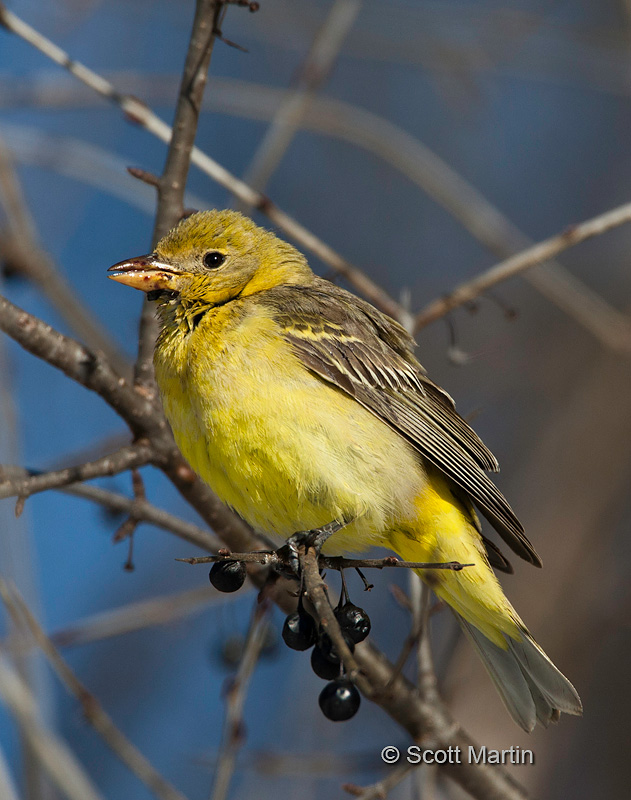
(210, 600), (270, 800)
(0, 581), (191, 800)
(0, 4), (407, 325)
(237, 0), (361, 204)
(0, 467), (221, 552)
(127, 166), (160, 188)
(176, 551), (471, 571)
(385, 580), (424, 690)
(343, 761), (415, 799)
(0, 653), (104, 800)
(414, 200), (631, 330)
(0, 444), (153, 503)
(0, 121), (205, 215)
(64, 481), (221, 551)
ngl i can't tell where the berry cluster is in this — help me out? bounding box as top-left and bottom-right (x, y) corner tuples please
(281, 598), (370, 721)
(208, 558), (371, 722)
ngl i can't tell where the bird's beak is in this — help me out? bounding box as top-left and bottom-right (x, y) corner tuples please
(108, 254), (179, 293)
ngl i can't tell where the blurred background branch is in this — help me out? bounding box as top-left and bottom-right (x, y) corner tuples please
(1, 2), (629, 799)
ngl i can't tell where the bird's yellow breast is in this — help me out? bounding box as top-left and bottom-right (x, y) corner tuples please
(153, 300), (425, 552)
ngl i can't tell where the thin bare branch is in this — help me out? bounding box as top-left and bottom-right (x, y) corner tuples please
(415, 581), (438, 705)
(343, 761), (415, 799)
(71, 481), (221, 550)
(152, 1), (223, 243)
(0, 581), (191, 800)
(0, 466), (220, 552)
(210, 600), (270, 800)
(50, 585), (237, 649)
(0, 653), (104, 800)
(237, 0), (361, 203)
(0, 444), (153, 502)
(0, 5), (407, 325)
(135, 0), (226, 391)
(300, 545), (365, 689)
(176, 551), (470, 572)
(0, 121), (205, 215)
(414, 200), (631, 332)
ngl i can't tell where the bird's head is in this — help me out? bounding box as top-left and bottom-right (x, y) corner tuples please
(108, 209), (313, 308)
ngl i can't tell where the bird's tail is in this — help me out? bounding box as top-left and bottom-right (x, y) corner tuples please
(387, 473), (582, 732)
(456, 613), (582, 731)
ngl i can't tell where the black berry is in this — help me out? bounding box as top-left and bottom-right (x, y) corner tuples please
(282, 610), (317, 651)
(318, 679), (361, 721)
(209, 560), (246, 593)
(335, 603), (371, 644)
(318, 630), (355, 663)
(311, 646), (342, 680)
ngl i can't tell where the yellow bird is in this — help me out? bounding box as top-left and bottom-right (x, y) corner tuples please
(109, 209), (581, 731)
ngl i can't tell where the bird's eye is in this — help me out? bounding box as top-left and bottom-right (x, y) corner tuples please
(203, 251), (225, 269)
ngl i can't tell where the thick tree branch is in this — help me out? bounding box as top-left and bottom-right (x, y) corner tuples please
(0, 291), (256, 551)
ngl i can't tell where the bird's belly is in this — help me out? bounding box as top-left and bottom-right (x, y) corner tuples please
(157, 331), (425, 552)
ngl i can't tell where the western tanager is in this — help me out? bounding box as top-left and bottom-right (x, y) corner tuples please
(109, 209), (582, 731)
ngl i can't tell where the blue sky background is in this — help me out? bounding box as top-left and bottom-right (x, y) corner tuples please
(2, 2), (631, 798)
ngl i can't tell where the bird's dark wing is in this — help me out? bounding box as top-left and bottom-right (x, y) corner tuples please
(268, 279), (541, 567)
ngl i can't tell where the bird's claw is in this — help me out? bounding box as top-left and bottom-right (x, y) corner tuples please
(282, 519), (347, 575)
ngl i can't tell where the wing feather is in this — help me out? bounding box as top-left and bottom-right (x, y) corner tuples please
(269, 280), (541, 567)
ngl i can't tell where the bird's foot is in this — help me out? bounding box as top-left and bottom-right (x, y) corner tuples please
(282, 519), (348, 576)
